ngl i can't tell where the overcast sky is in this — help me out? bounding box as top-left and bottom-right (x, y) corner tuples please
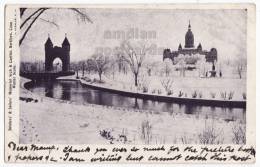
(20, 8), (246, 62)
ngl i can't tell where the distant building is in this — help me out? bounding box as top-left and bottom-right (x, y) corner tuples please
(45, 34), (70, 72)
(163, 21), (217, 64)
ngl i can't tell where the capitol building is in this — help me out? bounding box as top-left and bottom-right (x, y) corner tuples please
(163, 21), (218, 65)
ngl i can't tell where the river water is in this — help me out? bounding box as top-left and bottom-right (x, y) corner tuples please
(25, 80), (246, 122)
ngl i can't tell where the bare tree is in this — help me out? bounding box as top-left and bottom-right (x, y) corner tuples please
(19, 8), (93, 45)
(143, 61), (155, 76)
(82, 62), (85, 77)
(176, 55), (186, 77)
(107, 55), (118, 80)
(232, 123), (246, 144)
(120, 40), (149, 86)
(162, 59), (172, 77)
(237, 64), (243, 79)
(137, 74), (150, 93)
(77, 60), (86, 77)
(85, 59), (95, 74)
(160, 77), (174, 95)
(235, 57), (246, 79)
(150, 61), (162, 76)
(91, 54), (110, 82)
(114, 47), (125, 73)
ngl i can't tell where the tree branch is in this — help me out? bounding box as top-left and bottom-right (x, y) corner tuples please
(70, 8), (93, 24)
(20, 8), (47, 29)
(20, 8), (27, 18)
(39, 18), (59, 29)
(20, 8), (47, 45)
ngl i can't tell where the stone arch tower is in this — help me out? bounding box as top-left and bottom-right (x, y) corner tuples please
(45, 34), (70, 72)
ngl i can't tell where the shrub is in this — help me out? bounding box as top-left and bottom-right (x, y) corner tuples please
(181, 135), (189, 144)
(210, 92), (216, 99)
(178, 91), (184, 97)
(167, 90), (173, 95)
(140, 120), (152, 144)
(242, 92), (246, 100)
(220, 91), (227, 100)
(152, 89), (156, 94)
(93, 78), (105, 84)
(198, 120), (223, 144)
(138, 74), (150, 93)
(192, 91), (197, 98)
(118, 128), (128, 144)
(157, 89), (162, 95)
(81, 77), (91, 82)
(232, 123), (246, 144)
(160, 77), (174, 94)
(198, 92), (203, 98)
(142, 86), (148, 93)
(118, 134), (127, 144)
(228, 91), (234, 100)
(99, 129), (114, 143)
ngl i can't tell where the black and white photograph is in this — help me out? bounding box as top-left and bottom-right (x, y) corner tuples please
(3, 3), (257, 164)
(18, 7), (248, 145)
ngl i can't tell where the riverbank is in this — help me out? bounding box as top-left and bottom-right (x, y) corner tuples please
(20, 77), (246, 144)
(58, 73), (246, 108)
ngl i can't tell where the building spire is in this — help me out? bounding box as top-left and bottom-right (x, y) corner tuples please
(185, 20), (194, 48)
(62, 33), (70, 46)
(45, 33), (53, 46)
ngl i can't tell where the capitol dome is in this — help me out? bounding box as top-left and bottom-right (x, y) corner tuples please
(185, 21), (194, 48)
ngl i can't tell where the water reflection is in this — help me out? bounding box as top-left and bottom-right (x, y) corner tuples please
(26, 80), (246, 122)
(61, 81), (71, 101)
(45, 82), (54, 97)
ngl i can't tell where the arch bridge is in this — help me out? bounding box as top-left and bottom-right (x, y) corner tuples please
(20, 35), (75, 81)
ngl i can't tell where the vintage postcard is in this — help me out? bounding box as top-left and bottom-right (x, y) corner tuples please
(4, 4), (256, 163)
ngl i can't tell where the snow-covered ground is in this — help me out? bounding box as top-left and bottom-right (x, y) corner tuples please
(20, 77), (246, 145)
(65, 71), (246, 101)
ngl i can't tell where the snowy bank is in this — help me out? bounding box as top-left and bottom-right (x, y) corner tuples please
(20, 77), (246, 145)
(77, 78), (246, 108)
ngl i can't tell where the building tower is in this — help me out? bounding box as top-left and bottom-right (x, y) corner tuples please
(44, 34), (71, 72)
(184, 20), (194, 48)
(62, 34), (70, 71)
(45, 34), (53, 71)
